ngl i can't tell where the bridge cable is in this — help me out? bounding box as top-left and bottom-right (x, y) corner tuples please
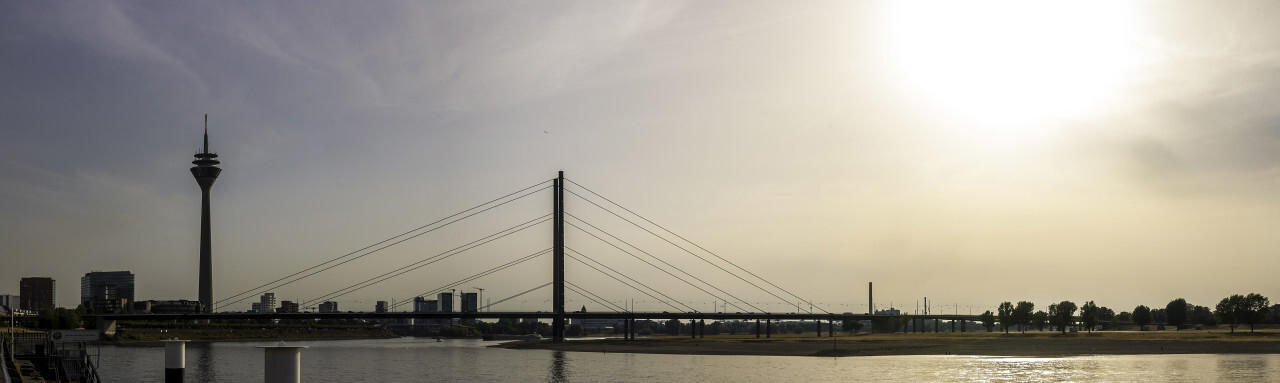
(218, 180), (552, 307)
(564, 248), (691, 313)
(304, 216), (550, 306)
(477, 282), (552, 312)
(564, 180), (829, 314)
(564, 282), (624, 313)
(565, 215), (762, 313)
(385, 247), (552, 311)
(564, 218), (760, 313)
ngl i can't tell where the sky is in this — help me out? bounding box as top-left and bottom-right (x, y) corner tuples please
(2, 0), (1279, 316)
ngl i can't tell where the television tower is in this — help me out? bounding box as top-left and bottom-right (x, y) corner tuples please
(191, 115), (222, 313)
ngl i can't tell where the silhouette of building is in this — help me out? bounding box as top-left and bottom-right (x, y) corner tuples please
(437, 292), (454, 313)
(461, 292), (478, 313)
(375, 301), (389, 313)
(251, 293), (276, 313)
(278, 301), (299, 313)
(19, 277), (55, 311)
(133, 300), (202, 314)
(190, 115), (222, 313)
(0, 294), (16, 308)
(413, 297), (438, 313)
(81, 271), (135, 310)
(318, 301), (338, 313)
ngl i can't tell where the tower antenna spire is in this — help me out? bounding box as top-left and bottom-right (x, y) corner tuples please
(203, 114), (209, 154)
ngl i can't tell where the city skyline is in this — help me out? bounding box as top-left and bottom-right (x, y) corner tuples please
(3, 1), (1280, 314)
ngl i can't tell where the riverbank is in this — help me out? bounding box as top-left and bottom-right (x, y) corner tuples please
(105, 327), (397, 345)
(496, 330), (1280, 357)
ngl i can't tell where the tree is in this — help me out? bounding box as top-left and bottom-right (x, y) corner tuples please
(1032, 310), (1048, 331)
(664, 319), (683, 335)
(1242, 293), (1271, 332)
(997, 302), (1014, 333)
(566, 324), (584, 337)
(1152, 308), (1167, 324)
(1191, 305), (1216, 326)
(1047, 304), (1060, 331)
(1079, 301), (1099, 333)
(842, 318), (863, 333)
(1014, 301), (1035, 333)
(1055, 301), (1077, 334)
(979, 310), (996, 332)
(1166, 298), (1188, 329)
(1133, 305), (1152, 329)
(1216, 295), (1243, 332)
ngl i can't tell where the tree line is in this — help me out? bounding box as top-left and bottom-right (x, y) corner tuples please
(977, 293), (1273, 333)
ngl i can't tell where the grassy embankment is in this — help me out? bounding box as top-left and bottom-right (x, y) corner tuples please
(498, 328), (1280, 357)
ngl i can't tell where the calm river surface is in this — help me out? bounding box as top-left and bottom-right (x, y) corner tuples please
(96, 337), (1280, 382)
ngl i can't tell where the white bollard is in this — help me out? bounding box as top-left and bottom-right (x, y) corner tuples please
(163, 339), (188, 383)
(259, 342), (308, 383)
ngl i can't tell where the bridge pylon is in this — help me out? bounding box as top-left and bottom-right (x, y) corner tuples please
(552, 171), (565, 342)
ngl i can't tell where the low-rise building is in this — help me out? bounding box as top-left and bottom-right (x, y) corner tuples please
(318, 301), (338, 313)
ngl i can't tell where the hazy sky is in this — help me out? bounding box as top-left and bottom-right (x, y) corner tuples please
(3, 1), (1279, 315)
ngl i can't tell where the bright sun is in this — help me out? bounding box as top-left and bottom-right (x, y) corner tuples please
(883, 0), (1143, 132)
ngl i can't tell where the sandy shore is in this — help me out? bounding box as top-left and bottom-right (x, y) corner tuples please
(495, 331), (1280, 357)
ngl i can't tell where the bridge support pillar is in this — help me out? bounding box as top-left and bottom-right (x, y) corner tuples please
(961, 319), (967, 332)
(755, 319), (761, 338)
(935, 319), (939, 333)
(766, 319), (771, 338)
(552, 171), (565, 342)
(828, 319), (834, 336)
(699, 319), (705, 338)
(691, 320), (696, 339)
(96, 317), (118, 337)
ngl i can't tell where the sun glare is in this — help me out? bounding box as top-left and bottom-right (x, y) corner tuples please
(883, 1), (1142, 135)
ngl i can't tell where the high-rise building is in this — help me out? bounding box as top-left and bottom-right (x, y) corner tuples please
(250, 293), (277, 313)
(191, 115), (223, 313)
(375, 301), (389, 313)
(318, 301), (338, 313)
(437, 292), (453, 313)
(0, 294), (18, 309)
(19, 277), (55, 311)
(413, 297), (438, 313)
(81, 271), (135, 306)
(461, 292), (478, 313)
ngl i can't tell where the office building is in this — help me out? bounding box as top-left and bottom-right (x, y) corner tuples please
(278, 301), (299, 313)
(413, 297), (438, 313)
(318, 301), (338, 313)
(20, 277), (55, 311)
(251, 293), (277, 313)
(81, 271), (135, 306)
(375, 301), (388, 313)
(437, 292), (453, 313)
(461, 292), (478, 313)
(0, 294), (17, 309)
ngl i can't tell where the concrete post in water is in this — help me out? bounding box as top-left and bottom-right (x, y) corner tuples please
(163, 339), (188, 383)
(259, 343), (308, 383)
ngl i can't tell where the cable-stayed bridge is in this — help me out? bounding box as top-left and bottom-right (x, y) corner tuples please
(89, 172), (979, 340)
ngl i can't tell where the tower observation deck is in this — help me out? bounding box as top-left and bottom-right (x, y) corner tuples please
(191, 115), (221, 313)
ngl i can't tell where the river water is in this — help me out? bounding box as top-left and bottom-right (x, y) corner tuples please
(95, 337), (1280, 382)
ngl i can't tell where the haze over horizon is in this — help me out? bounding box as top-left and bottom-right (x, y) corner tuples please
(3, 1), (1279, 315)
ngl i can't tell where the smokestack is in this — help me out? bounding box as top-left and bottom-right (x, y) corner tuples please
(868, 282), (873, 315)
